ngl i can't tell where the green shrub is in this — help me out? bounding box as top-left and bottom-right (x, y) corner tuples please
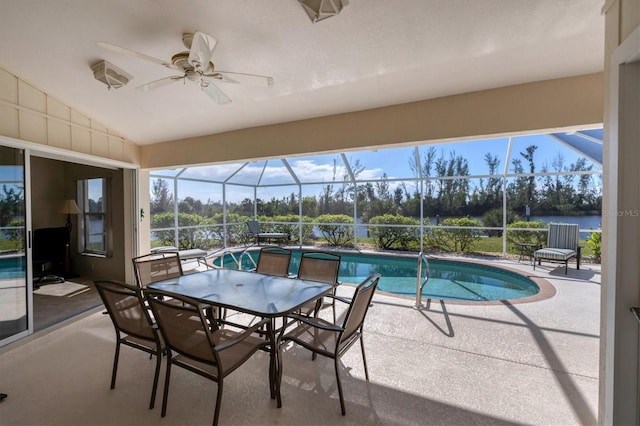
(482, 208), (516, 237)
(586, 230), (601, 263)
(151, 212), (213, 249)
(315, 214), (354, 246)
(425, 217), (482, 252)
(369, 214), (419, 250)
(506, 220), (546, 252)
(5, 218), (24, 251)
(208, 213), (249, 246)
(257, 214), (315, 243)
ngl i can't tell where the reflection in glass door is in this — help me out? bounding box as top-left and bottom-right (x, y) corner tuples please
(0, 145), (27, 343)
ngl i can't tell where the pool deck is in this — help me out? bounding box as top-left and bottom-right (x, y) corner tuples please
(0, 255), (600, 425)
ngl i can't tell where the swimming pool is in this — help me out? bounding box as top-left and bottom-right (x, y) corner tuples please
(0, 255), (26, 280)
(216, 249), (542, 303)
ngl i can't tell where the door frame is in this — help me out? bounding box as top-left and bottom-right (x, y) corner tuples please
(602, 24), (640, 425)
(0, 134), (139, 346)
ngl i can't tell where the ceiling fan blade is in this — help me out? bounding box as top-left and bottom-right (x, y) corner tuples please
(96, 41), (181, 71)
(136, 76), (183, 92)
(206, 71), (274, 87)
(188, 31), (218, 72)
(202, 81), (231, 105)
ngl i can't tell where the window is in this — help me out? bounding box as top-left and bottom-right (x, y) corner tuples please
(78, 178), (107, 255)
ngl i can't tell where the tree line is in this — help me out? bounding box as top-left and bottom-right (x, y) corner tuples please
(151, 145), (602, 222)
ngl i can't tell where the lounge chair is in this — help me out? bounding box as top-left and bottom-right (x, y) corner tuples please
(246, 220), (287, 246)
(150, 246), (209, 269)
(533, 223), (581, 274)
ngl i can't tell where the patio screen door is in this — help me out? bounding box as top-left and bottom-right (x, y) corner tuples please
(0, 145), (28, 344)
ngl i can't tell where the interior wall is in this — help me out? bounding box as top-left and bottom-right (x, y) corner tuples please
(601, 0), (640, 424)
(0, 66), (139, 164)
(138, 170), (151, 256)
(30, 157), (127, 283)
(140, 72), (604, 169)
(30, 157), (65, 229)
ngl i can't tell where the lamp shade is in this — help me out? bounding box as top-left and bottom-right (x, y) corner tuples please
(59, 199), (82, 215)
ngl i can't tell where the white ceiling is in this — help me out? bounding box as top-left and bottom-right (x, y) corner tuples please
(0, 0), (604, 145)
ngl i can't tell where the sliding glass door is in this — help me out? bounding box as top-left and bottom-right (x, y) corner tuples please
(0, 145), (28, 344)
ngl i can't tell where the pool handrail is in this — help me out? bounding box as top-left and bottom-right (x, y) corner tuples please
(208, 248), (237, 269)
(415, 251), (431, 309)
(208, 247), (258, 271)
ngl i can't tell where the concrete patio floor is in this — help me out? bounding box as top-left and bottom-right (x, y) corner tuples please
(0, 256), (600, 425)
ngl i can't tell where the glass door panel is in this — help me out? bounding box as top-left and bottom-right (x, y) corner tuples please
(0, 145), (27, 343)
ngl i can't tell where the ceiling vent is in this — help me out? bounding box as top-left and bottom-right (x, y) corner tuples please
(299, 0), (349, 23)
(91, 60), (132, 89)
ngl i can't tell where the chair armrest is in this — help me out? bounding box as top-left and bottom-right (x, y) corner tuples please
(326, 294), (351, 305)
(214, 318), (270, 351)
(286, 313), (343, 332)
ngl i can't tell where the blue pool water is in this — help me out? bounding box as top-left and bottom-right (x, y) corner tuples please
(0, 255), (26, 279)
(218, 250), (539, 302)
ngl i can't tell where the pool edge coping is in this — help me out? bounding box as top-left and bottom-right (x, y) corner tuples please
(371, 256), (556, 306)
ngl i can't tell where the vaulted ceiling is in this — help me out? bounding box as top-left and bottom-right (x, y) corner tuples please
(0, 0), (604, 145)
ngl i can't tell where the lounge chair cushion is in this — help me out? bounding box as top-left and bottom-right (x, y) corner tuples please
(150, 246), (207, 261)
(533, 248), (576, 261)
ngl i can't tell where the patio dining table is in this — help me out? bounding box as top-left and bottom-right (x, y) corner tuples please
(147, 267), (333, 407)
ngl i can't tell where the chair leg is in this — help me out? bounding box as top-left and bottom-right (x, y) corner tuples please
(213, 379), (223, 426)
(110, 341), (121, 389)
(360, 334), (369, 381)
(334, 357), (346, 415)
(332, 299), (337, 324)
(161, 359), (172, 417)
(149, 349), (162, 410)
(276, 338), (283, 406)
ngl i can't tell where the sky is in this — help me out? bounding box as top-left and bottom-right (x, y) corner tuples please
(0, 129), (604, 206)
(150, 128), (603, 205)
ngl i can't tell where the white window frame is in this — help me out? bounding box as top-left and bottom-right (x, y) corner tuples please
(78, 178), (108, 255)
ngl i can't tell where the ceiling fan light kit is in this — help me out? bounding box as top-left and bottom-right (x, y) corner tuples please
(91, 60), (132, 90)
(299, 0), (348, 23)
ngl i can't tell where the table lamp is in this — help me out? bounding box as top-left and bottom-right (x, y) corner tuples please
(59, 199), (81, 232)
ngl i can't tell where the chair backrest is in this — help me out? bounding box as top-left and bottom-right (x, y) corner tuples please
(256, 247), (292, 277)
(297, 251), (341, 286)
(145, 289), (218, 364)
(145, 289), (217, 365)
(547, 223), (580, 250)
(340, 274), (381, 344)
(94, 280), (157, 342)
(133, 252), (183, 288)
(246, 220), (260, 235)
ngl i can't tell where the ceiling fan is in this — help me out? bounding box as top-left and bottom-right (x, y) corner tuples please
(96, 31), (273, 104)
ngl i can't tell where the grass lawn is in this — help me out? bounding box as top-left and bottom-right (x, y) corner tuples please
(354, 236), (595, 259)
(473, 236), (594, 257)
